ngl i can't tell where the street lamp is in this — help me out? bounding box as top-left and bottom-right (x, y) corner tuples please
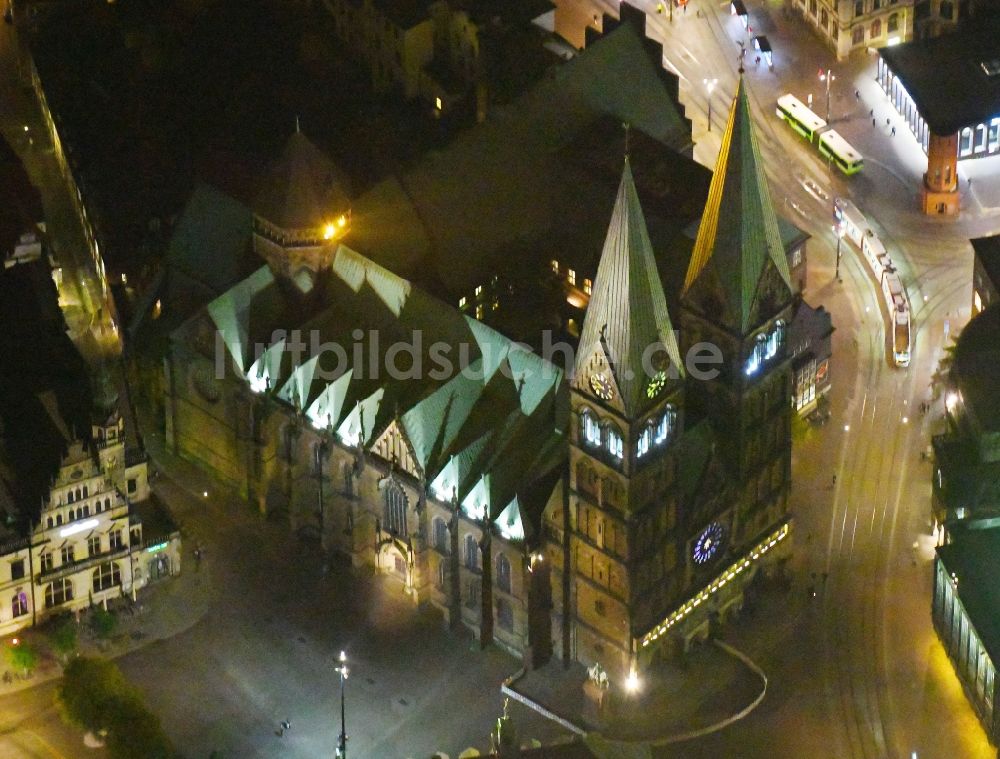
(704, 78), (718, 132)
(819, 68), (835, 122)
(834, 222), (845, 281)
(625, 669), (640, 694)
(336, 650), (349, 758)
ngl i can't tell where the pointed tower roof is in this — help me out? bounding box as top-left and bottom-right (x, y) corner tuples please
(575, 159), (683, 417)
(254, 130), (352, 233)
(682, 79), (792, 334)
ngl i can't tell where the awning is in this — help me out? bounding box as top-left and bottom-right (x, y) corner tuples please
(731, 0), (747, 15)
(754, 35), (772, 53)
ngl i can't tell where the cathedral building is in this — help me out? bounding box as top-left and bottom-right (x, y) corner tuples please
(164, 71), (801, 679)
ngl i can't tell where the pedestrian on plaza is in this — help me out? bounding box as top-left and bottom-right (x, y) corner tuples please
(684, 2), (687, 12)
(832, 473), (837, 487)
(855, 89), (860, 100)
(886, 117), (891, 126)
(872, 118), (876, 128)
(891, 126), (896, 136)
(869, 108), (873, 117)
(755, 55), (761, 67)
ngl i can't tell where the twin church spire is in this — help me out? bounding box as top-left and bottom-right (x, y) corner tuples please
(574, 158), (683, 418)
(577, 77), (791, 414)
(682, 79), (792, 334)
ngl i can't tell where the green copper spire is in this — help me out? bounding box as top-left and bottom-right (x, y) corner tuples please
(576, 159), (683, 417)
(683, 79), (792, 334)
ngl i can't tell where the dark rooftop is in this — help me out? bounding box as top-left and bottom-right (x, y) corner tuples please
(347, 21), (694, 296)
(952, 302), (1000, 443)
(879, 17), (1000, 134)
(937, 525), (1000, 666)
(972, 233), (1000, 294)
(372, 0), (433, 29)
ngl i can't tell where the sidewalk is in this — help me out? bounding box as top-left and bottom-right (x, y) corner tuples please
(508, 638), (765, 743)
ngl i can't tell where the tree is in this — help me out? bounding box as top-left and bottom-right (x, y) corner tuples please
(90, 607), (117, 639)
(105, 697), (172, 759)
(56, 657), (173, 758)
(50, 618), (78, 661)
(6, 639), (38, 677)
(56, 657), (129, 734)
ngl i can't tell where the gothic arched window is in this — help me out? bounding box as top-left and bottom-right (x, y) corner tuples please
(497, 597), (514, 632)
(657, 404), (678, 445)
(433, 517), (449, 553)
(606, 425), (624, 460)
(496, 553), (512, 594)
(637, 426), (652, 458)
(581, 410), (601, 447)
(465, 534), (479, 570)
(383, 481), (408, 537)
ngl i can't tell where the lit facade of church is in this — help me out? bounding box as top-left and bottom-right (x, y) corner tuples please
(164, 79), (799, 678)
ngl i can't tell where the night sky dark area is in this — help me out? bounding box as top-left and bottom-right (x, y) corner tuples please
(31, 0), (444, 283)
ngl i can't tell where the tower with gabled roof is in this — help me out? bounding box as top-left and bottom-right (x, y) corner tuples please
(252, 126), (352, 291)
(553, 157), (688, 675)
(680, 77), (794, 559)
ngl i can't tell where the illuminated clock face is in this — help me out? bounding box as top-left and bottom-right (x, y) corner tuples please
(646, 370), (668, 399)
(693, 522), (726, 565)
(590, 373), (615, 401)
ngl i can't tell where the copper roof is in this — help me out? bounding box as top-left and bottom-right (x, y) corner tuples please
(682, 79), (792, 335)
(254, 130), (351, 233)
(575, 159), (683, 418)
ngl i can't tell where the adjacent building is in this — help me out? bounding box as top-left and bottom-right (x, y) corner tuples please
(971, 234), (1000, 317)
(321, 0), (555, 112)
(0, 411), (181, 637)
(877, 17), (1000, 214)
(932, 302), (1000, 537)
(933, 525), (1000, 742)
(794, 0), (912, 59)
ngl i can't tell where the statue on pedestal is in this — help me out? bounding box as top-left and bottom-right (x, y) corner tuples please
(583, 661), (610, 717)
(490, 698), (519, 758)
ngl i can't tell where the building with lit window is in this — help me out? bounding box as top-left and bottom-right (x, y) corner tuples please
(931, 302), (1000, 538)
(877, 17), (1000, 214)
(971, 234), (1000, 317)
(933, 525), (1000, 742)
(320, 0), (555, 112)
(930, 299), (1000, 741)
(913, 0), (998, 40)
(0, 411), (181, 637)
(794, 0), (912, 60)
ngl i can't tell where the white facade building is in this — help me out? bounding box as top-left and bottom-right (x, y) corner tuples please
(0, 412), (180, 637)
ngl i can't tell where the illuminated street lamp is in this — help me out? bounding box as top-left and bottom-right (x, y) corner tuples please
(336, 651), (349, 758)
(819, 68), (835, 122)
(704, 78), (718, 132)
(624, 665), (640, 694)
